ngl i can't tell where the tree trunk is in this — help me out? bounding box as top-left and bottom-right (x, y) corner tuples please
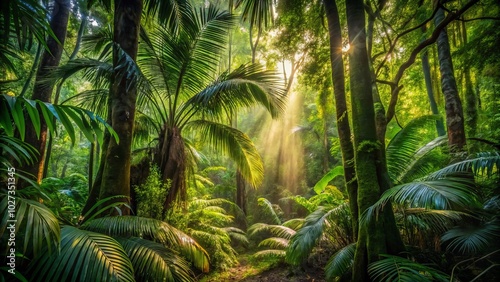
(323, 0), (358, 240)
(345, 1), (404, 280)
(97, 0), (143, 215)
(434, 6), (467, 158)
(461, 20), (477, 138)
(24, 0), (70, 183)
(421, 27), (446, 136)
(158, 126), (186, 214)
(236, 171), (247, 214)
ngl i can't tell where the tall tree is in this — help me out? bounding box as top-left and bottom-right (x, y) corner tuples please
(344, 1), (404, 280)
(96, 0), (143, 215)
(24, 0), (71, 183)
(434, 4), (467, 158)
(135, 6), (285, 212)
(421, 26), (446, 136)
(323, 0), (358, 239)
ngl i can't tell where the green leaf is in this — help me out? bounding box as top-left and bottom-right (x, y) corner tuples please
(313, 166), (344, 194)
(0, 101), (13, 136)
(11, 100), (25, 140)
(368, 254), (450, 282)
(189, 120), (263, 188)
(54, 107), (76, 144)
(24, 101), (41, 138)
(36, 102), (56, 134)
(325, 243), (356, 281)
(82, 216), (210, 272)
(28, 226), (135, 282)
(0, 194), (60, 258)
(117, 237), (195, 282)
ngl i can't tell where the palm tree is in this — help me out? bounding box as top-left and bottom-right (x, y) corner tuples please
(137, 4), (286, 211)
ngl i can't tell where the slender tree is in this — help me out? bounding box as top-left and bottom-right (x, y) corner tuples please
(96, 0), (143, 215)
(24, 0), (71, 183)
(434, 4), (467, 158)
(344, 1), (404, 280)
(323, 0), (358, 239)
(421, 26), (446, 136)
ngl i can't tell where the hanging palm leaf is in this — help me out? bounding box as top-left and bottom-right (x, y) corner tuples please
(368, 254), (450, 282)
(117, 237), (195, 282)
(28, 226), (135, 282)
(0, 193), (60, 257)
(81, 216), (210, 272)
(325, 243), (356, 281)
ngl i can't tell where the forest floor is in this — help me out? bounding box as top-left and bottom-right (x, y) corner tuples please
(199, 254), (326, 282)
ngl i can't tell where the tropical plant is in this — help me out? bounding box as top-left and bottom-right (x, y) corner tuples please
(247, 198), (301, 262)
(53, 3), (286, 214)
(41, 173), (89, 225)
(355, 152), (500, 281)
(1, 189), (211, 281)
(0, 94), (117, 172)
(166, 197), (248, 270)
(0, 0), (54, 78)
(136, 4), (286, 211)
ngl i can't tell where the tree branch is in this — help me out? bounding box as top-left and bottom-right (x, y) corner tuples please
(385, 0), (479, 123)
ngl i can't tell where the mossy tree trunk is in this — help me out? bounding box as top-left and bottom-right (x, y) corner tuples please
(157, 126), (187, 214)
(421, 26), (446, 136)
(323, 0), (358, 240)
(96, 0), (143, 215)
(434, 6), (467, 158)
(24, 0), (70, 183)
(345, 1), (405, 281)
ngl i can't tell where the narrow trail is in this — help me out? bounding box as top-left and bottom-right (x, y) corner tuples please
(200, 255), (326, 282)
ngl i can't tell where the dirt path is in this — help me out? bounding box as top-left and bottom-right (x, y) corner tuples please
(200, 255), (326, 282)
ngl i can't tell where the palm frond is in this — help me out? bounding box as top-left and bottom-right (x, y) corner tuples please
(403, 208), (467, 234)
(247, 223), (295, 239)
(29, 226), (134, 282)
(182, 63), (286, 120)
(0, 135), (38, 167)
(235, 0), (275, 31)
(368, 254), (450, 282)
(286, 206), (338, 265)
(257, 197), (281, 224)
(139, 5), (234, 104)
(0, 193), (60, 257)
(386, 115), (444, 182)
(117, 237), (195, 282)
(325, 243), (356, 281)
(224, 227), (249, 245)
(143, 0), (190, 33)
(258, 237), (289, 249)
(282, 218), (304, 230)
(442, 220), (500, 255)
(1, 94), (117, 146)
(396, 136), (449, 184)
(81, 216), (210, 272)
(188, 120), (264, 188)
(253, 249), (286, 259)
(361, 175), (480, 226)
(47, 58), (113, 91)
(428, 152), (500, 179)
(1, 0), (54, 71)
